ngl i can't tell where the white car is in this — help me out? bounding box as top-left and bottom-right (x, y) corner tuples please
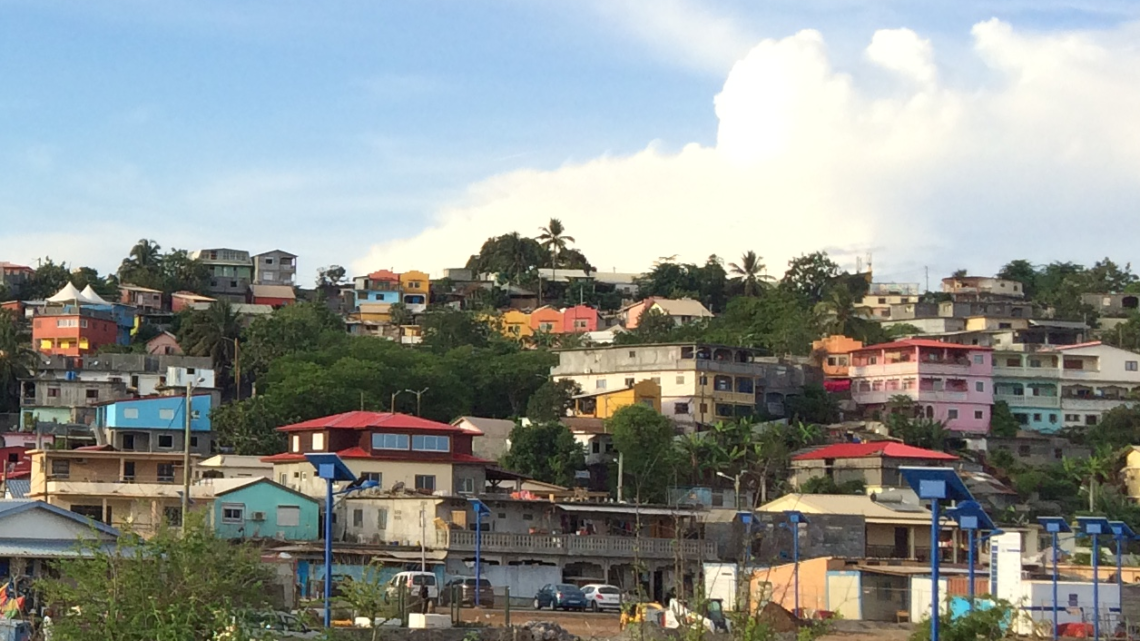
(580, 584), (623, 612)
(385, 571), (439, 606)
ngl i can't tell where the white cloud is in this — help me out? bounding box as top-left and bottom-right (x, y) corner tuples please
(356, 20), (1140, 282)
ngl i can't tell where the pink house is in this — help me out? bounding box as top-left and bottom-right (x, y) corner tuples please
(561, 305), (599, 333)
(849, 339), (994, 433)
(529, 306), (563, 333)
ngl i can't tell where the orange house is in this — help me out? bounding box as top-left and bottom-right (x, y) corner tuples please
(811, 335), (863, 392)
(561, 305), (599, 333)
(529, 306), (563, 333)
(32, 310), (119, 356)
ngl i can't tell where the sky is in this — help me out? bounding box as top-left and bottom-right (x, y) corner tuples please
(3, 1), (1140, 287)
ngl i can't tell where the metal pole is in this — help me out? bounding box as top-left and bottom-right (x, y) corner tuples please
(475, 509), (483, 607)
(793, 521), (800, 618)
(1052, 531), (1060, 641)
(1093, 533), (1100, 641)
(420, 506), (427, 571)
(180, 381), (192, 526)
(931, 499), (940, 641)
(1117, 535), (1124, 634)
(967, 529), (975, 610)
(324, 478), (333, 629)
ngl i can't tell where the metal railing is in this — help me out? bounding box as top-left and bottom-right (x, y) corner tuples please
(866, 545), (933, 562)
(438, 529), (718, 559)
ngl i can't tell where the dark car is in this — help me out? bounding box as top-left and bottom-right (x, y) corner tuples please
(440, 576), (495, 608)
(534, 583), (588, 611)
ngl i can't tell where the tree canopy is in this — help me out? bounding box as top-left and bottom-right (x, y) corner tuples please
(501, 421), (586, 486)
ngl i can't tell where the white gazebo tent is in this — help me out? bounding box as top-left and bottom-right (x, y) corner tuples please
(79, 285), (110, 306)
(46, 282), (84, 304)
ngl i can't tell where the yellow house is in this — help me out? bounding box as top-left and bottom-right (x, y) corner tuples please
(571, 379), (661, 419)
(356, 302), (393, 324)
(499, 309), (533, 339)
(1123, 447), (1140, 501)
(399, 270), (430, 312)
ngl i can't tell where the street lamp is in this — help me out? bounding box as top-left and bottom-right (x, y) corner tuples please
(945, 500), (996, 610)
(468, 498), (491, 607)
(1077, 516), (1112, 641)
(716, 471), (742, 510)
(405, 388), (430, 417)
(1038, 517), (1072, 641)
(1109, 521), (1136, 633)
(390, 389), (408, 412)
(305, 453), (377, 628)
(783, 511), (808, 618)
(899, 467), (976, 641)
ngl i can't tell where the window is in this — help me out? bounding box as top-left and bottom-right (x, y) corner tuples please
(975, 410), (984, 420)
(676, 376), (685, 384)
(265, 257), (274, 265)
(280, 473), (288, 485)
(312, 433), (325, 451)
(947, 408), (959, 420)
(699, 402), (708, 414)
(457, 477), (475, 494)
(190, 436), (198, 448)
(595, 380), (607, 390)
(1086, 415), (1098, 426)
(1054, 448), (1064, 460)
(164, 507), (182, 527)
(714, 375), (732, 392)
(361, 472), (382, 485)
(372, 433), (410, 450)
(377, 507), (389, 529)
(1029, 359), (1042, 368)
(715, 404), (733, 417)
(353, 509), (364, 528)
(157, 434), (174, 449)
(84, 389), (98, 400)
(998, 323), (1012, 329)
(651, 376), (661, 384)
(1064, 359), (1084, 370)
(973, 354), (985, 365)
(222, 503), (245, 524)
(674, 402), (690, 415)
(1065, 414), (1080, 422)
(1018, 445), (1031, 457)
(624, 377), (635, 387)
(415, 475), (436, 492)
(50, 459), (70, 479)
(412, 435), (450, 452)
(628, 351), (636, 357)
(1033, 413), (1042, 422)
(48, 387), (60, 398)
(1005, 358), (1020, 367)
(1128, 361), (1138, 372)
(1049, 414), (1058, 424)
(123, 408), (139, 419)
(878, 297), (887, 304)
(159, 408), (175, 420)
(292, 435), (300, 452)
(157, 463), (175, 482)
(975, 381), (984, 392)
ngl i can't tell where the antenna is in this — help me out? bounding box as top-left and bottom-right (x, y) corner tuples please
(866, 252), (873, 276)
(856, 256), (863, 274)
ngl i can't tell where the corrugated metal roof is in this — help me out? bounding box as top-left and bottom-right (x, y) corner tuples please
(0, 539), (117, 558)
(854, 339), (991, 352)
(278, 411), (458, 433)
(4, 480), (30, 499)
(759, 494), (933, 523)
(792, 442), (958, 461)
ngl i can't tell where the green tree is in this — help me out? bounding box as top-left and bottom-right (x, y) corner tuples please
(22, 257), (72, 300)
(780, 252), (840, 304)
(388, 302), (413, 327)
(989, 400), (1019, 438)
(37, 514), (271, 641)
(608, 404), (677, 503)
(421, 308), (494, 353)
(1103, 312), (1140, 351)
(525, 379), (581, 422)
(537, 218), (576, 269)
(501, 421), (586, 486)
(118, 238), (165, 289)
(178, 300), (241, 388)
(0, 310), (33, 413)
(997, 259), (1039, 299)
(883, 395), (950, 450)
(339, 562), (398, 638)
(211, 396), (288, 455)
(728, 251), (769, 298)
(814, 285), (872, 337)
(800, 475), (865, 494)
(242, 301), (345, 378)
(1069, 404), (1140, 451)
(465, 232), (548, 286)
(161, 248), (211, 294)
(785, 383), (839, 425)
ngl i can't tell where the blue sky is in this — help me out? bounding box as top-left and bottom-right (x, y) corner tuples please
(3, 1), (1140, 285)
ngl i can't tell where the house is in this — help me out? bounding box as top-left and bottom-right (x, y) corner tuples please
(262, 411), (492, 498)
(941, 276), (1026, 300)
(790, 441), (959, 492)
(170, 291), (215, 313)
(1082, 292), (1140, 318)
(0, 500), (119, 583)
(570, 379), (661, 419)
(849, 339), (994, 433)
(353, 270), (401, 307)
(561, 305), (600, 333)
(965, 432), (1089, 468)
(145, 331), (182, 355)
(190, 248), (254, 302)
(253, 250), (297, 286)
(992, 341), (1140, 433)
(197, 454), (274, 480)
(94, 394), (214, 456)
(499, 309), (533, 339)
(0, 262), (33, 297)
(1121, 447), (1140, 503)
(450, 416), (515, 462)
(534, 268), (640, 297)
(208, 477), (318, 541)
(552, 343), (817, 430)
(811, 335), (864, 392)
(249, 284), (296, 308)
(31, 307), (119, 356)
(119, 284), (165, 313)
(530, 306), (563, 334)
(28, 448), (208, 536)
(620, 297), (713, 329)
(399, 270), (430, 313)
(858, 283), (921, 320)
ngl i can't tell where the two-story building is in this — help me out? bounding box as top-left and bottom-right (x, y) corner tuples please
(119, 284), (165, 313)
(569, 379), (661, 419)
(94, 394), (214, 456)
(811, 335), (864, 393)
(552, 343), (817, 430)
(858, 283), (921, 320)
(190, 248), (254, 302)
(790, 441), (959, 492)
(528, 306), (601, 335)
(849, 339), (994, 433)
(399, 270), (430, 313)
(941, 276), (1026, 300)
(620, 298), (713, 329)
(263, 411), (491, 498)
(253, 250), (297, 286)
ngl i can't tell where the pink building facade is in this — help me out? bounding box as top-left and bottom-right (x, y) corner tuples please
(560, 305), (599, 333)
(849, 339), (994, 433)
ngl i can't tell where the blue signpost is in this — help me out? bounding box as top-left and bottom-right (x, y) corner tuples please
(946, 500), (996, 610)
(305, 453), (360, 629)
(899, 467), (977, 641)
(1077, 516), (1112, 641)
(784, 511), (808, 618)
(1109, 520), (1136, 634)
(1038, 516), (1072, 641)
(468, 498), (491, 607)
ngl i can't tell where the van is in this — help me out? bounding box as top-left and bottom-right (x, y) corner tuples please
(385, 571), (439, 606)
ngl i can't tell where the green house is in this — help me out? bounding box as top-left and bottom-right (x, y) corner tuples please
(210, 478), (319, 541)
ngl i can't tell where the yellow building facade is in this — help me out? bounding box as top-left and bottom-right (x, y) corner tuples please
(571, 379), (661, 419)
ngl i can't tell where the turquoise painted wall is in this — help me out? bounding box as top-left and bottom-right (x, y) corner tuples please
(212, 481), (319, 541)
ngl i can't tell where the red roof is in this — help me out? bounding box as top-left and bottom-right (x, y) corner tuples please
(277, 411), (460, 433)
(367, 270), (400, 282)
(1054, 341), (1104, 351)
(854, 339), (991, 353)
(793, 441), (958, 461)
(261, 447), (492, 465)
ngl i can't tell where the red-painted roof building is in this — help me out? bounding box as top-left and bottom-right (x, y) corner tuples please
(791, 440), (958, 492)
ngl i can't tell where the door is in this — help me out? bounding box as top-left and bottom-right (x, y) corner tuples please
(894, 527), (909, 558)
(123, 462), (136, 482)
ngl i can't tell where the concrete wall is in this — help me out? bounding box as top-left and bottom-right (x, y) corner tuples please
(213, 481), (318, 541)
(751, 513), (865, 563)
(273, 459), (475, 498)
(749, 556), (839, 615)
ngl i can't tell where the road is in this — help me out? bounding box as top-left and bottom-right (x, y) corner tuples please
(455, 606), (623, 637)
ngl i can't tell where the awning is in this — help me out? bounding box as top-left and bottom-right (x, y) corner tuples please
(0, 540), (117, 558)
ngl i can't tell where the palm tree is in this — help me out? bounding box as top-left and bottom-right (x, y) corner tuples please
(728, 251), (771, 297)
(537, 219), (575, 266)
(118, 239), (164, 288)
(814, 286), (872, 336)
(0, 311), (34, 413)
(178, 300), (241, 390)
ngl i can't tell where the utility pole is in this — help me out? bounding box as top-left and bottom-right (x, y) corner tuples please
(233, 337), (241, 401)
(181, 376), (200, 527)
(420, 505), (427, 571)
(405, 388), (430, 416)
(616, 452), (624, 503)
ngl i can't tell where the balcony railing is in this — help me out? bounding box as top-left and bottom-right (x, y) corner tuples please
(866, 545), (933, 562)
(994, 394), (1060, 409)
(438, 530), (717, 559)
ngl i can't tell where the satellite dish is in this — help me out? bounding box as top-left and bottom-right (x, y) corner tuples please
(391, 481), (406, 493)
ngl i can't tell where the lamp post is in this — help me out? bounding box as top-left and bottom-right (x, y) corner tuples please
(1038, 517), (1072, 641)
(390, 389), (408, 412)
(1077, 516), (1112, 641)
(306, 453), (363, 629)
(180, 375), (205, 526)
(405, 388), (430, 417)
(468, 498), (491, 607)
(946, 500), (996, 611)
(716, 471), (742, 510)
(899, 467), (976, 641)
(784, 511), (808, 618)
(1109, 521), (1136, 634)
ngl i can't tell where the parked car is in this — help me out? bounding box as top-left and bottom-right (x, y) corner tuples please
(384, 571), (439, 607)
(440, 576), (495, 608)
(533, 584), (588, 611)
(580, 584), (623, 612)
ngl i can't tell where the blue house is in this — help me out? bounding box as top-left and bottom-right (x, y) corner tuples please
(352, 270), (401, 308)
(95, 394), (214, 456)
(209, 478), (319, 541)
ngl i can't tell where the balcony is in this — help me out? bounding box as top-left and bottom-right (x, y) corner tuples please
(866, 545), (933, 562)
(851, 390), (969, 405)
(438, 530), (718, 560)
(994, 394), (1059, 409)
